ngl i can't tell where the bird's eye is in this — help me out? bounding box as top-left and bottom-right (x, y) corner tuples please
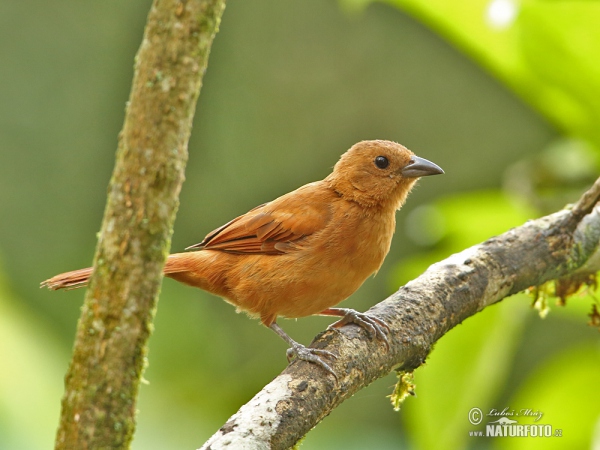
(374, 156), (389, 169)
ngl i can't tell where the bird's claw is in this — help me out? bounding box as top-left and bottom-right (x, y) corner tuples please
(328, 309), (390, 349)
(286, 343), (338, 379)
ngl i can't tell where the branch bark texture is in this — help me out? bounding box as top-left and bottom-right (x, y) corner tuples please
(201, 178), (600, 449)
(55, 1), (226, 449)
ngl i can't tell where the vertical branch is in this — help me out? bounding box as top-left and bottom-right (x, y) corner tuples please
(55, 1), (226, 449)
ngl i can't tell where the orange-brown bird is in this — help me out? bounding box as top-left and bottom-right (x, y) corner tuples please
(42, 140), (443, 376)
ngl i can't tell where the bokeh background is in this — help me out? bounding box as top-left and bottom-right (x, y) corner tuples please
(1, 0), (599, 448)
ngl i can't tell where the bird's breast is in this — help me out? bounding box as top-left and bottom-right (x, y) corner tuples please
(326, 204), (395, 269)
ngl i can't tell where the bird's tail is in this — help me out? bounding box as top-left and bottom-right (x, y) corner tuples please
(41, 267), (94, 290)
(41, 253), (199, 291)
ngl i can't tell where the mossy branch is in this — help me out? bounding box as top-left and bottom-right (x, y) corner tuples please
(201, 177), (600, 449)
(54, 1), (226, 449)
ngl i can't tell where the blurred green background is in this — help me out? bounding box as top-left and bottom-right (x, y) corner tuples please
(1, 0), (599, 448)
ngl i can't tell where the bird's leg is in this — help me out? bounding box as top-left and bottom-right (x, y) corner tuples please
(269, 322), (338, 378)
(320, 308), (390, 348)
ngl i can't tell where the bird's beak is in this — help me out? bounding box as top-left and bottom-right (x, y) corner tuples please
(401, 156), (444, 178)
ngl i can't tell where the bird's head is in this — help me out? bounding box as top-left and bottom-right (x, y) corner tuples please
(327, 140), (444, 209)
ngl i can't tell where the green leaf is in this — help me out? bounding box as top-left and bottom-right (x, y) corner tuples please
(392, 190), (535, 286)
(401, 297), (530, 449)
(495, 344), (600, 450)
(0, 271), (67, 449)
(343, 0), (600, 150)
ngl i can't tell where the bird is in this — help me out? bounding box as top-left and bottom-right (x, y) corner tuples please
(42, 140), (443, 377)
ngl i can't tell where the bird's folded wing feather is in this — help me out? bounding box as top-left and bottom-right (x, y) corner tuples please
(186, 183), (333, 255)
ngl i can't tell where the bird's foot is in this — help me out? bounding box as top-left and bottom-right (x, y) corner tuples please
(269, 322), (338, 379)
(286, 342), (338, 379)
(325, 308), (390, 348)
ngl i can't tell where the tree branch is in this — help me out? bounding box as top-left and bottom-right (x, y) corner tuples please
(55, 1), (226, 449)
(201, 177), (600, 450)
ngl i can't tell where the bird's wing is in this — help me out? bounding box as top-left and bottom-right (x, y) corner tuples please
(186, 183), (333, 255)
